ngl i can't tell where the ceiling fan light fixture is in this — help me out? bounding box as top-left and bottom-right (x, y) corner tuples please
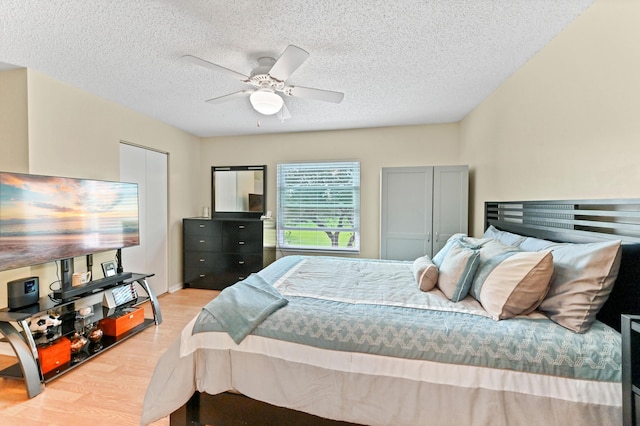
(250, 89), (284, 115)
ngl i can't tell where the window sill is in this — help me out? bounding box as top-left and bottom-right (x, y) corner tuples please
(276, 247), (361, 255)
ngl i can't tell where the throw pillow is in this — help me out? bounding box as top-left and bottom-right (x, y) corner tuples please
(437, 241), (480, 302)
(413, 255), (439, 292)
(478, 250), (554, 320)
(538, 239), (622, 333)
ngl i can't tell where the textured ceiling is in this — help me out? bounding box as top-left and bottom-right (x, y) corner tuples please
(0, 1), (595, 137)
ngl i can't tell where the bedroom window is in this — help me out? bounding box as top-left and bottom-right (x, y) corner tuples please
(277, 161), (360, 253)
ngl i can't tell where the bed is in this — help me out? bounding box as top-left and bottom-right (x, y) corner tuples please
(141, 199), (640, 426)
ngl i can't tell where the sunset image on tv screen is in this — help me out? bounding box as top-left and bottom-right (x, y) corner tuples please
(0, 172), (139, 272)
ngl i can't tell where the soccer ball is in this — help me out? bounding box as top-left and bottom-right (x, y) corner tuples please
(29, 313), (62, 334)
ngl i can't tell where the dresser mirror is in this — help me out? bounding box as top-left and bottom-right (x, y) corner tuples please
(211, 165), (266, 218)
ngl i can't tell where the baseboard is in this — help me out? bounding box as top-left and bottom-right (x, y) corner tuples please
(168, 283), (184, 293)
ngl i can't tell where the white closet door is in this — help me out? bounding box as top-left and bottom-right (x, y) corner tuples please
(380, 167), (433, 260)
(432, 166), (469, 254)
(120, 143), (168, 296)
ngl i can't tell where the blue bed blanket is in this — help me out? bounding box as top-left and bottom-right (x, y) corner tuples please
(192, 256), (621, 382)
(201, 273), (288, 344)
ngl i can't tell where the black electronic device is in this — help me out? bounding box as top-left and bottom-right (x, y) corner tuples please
(102, 260), (117, 277)
(7, 276), (39, 310)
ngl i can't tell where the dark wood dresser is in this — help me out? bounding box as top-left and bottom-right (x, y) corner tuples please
(183, 218), (264, 290)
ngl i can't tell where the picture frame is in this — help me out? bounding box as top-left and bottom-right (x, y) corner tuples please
(101, 260), (117, 277)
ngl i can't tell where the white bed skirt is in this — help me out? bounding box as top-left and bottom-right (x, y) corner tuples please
(140, 317), (621, 426)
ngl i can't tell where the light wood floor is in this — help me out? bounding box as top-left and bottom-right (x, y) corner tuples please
(0, 288), (219, 426)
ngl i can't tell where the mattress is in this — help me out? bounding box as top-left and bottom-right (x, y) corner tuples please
(140, 256), (622, 426)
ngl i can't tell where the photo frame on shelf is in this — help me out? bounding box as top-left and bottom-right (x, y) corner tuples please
(101, 261), (116, 278)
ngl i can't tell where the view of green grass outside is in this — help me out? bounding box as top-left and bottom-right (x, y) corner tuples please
(284, 228), (355, 249)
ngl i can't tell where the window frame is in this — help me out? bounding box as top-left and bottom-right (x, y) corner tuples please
(276, 161), (360, 253)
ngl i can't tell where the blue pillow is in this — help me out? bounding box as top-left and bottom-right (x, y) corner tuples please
(437, 240), (480, 302)
(432, 234), (466, 267)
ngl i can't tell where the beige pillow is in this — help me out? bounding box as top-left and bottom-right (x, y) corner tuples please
(478, 250), (554, 320)
(413, 255), (439, 291)
(538, 240), (622, 333)
(469, 239), (521, 301)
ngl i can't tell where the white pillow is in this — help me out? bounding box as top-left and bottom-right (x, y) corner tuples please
(518, 236), (561, 252)
(483, 225), (527, 247)
(538, 240), (622, 333)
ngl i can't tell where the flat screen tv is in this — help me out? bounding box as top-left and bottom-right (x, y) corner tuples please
(0, 171), (139, 273)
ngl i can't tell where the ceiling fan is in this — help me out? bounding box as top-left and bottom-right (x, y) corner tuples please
(182, 45), (344, 118)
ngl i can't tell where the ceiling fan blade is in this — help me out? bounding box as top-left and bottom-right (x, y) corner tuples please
(286, 86), (344, 103)
(268, 45), (309, 82)
(205, 90), (253, 104)
(278, 103), (292, 121)
(182, 54), (249, 81)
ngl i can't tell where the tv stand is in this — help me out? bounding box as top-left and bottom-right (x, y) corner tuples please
(0, 273), (162, 398)
(52, 272), (133, 299)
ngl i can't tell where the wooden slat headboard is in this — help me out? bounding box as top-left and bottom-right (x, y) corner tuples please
(485, 199), (640, 331)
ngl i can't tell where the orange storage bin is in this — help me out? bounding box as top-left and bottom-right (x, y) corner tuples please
(99, 307), (144, 336)
(37, 336), (71, 374)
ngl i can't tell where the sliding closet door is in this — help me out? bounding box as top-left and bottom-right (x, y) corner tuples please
(119, 143), (168, 296)
(380, 167), (433, 260)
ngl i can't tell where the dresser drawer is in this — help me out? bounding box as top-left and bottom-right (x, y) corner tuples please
(184, 268), (215, 285)
(184, 219), (221, 236)
(225, 254), (263, 273)
(184, 268), (235, 290)
(38, 336), (71, 374)
(184, 233), (221, 252)
(184, 267), (224, 283)
(184, 252), (222, 269)
(221, 220), (262, 233)
(222, 237), (263, 254)
(221, 221), (263, 253)
(206, 254), (263, 284)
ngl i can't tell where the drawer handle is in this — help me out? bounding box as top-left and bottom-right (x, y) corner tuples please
(199, 259), (206, 262)
(238, 260), (245, 265)
(199, 274), (205, 278)
(199, 240), (205, 243)
(238, 276), (246, 280)
(199, 224), (205, 228)
(238, 225), (245, 229)
(238, 241), (245, 245)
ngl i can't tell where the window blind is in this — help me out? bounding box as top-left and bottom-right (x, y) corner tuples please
(277, 161), (360, 252)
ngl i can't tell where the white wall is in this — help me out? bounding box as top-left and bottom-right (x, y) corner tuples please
(0, 69), (32, 306)
(0, 69), (28, 170)
(460, 0), (640, 235)
(0, 70), (201, 307)
(200, 124), (460, 259)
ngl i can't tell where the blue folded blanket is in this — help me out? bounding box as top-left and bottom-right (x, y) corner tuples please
(202, 273), (288, 344)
